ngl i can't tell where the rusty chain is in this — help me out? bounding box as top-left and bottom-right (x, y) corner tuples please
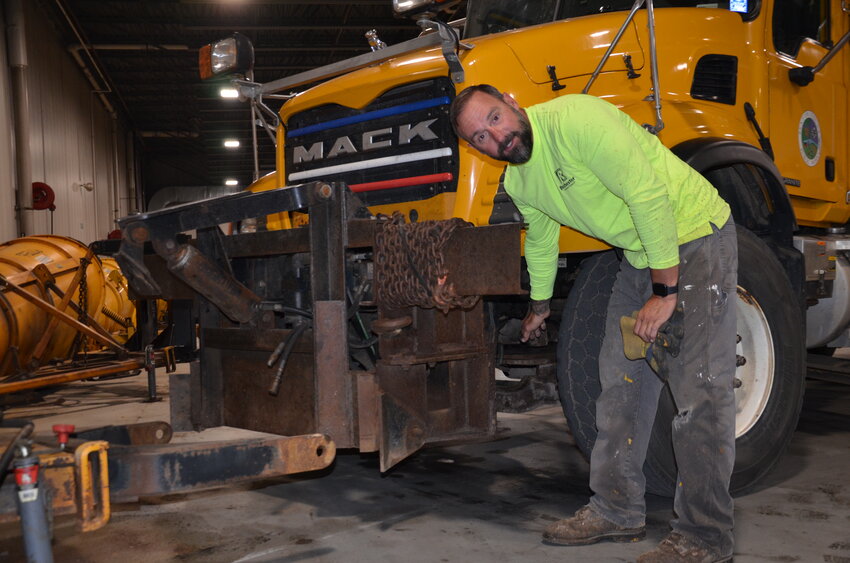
(374, 211), (479, 313)
(77, 257), (89, 355)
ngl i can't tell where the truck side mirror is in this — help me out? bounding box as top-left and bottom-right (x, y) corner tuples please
(788, 66), (815, 86)
(788, 28), (850, 87)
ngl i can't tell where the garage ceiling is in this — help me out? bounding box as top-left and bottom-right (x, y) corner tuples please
(40, 0), (430, 203)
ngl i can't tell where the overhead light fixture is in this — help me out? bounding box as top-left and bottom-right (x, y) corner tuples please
(223, 139), (240, 148)
(225, 179), (239, 186)
(220, 88), (239, 98)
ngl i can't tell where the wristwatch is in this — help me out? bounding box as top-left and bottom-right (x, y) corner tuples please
(652, 283), (679, 297)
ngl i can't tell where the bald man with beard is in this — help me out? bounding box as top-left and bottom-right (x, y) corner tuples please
(450, 85), (737, 563)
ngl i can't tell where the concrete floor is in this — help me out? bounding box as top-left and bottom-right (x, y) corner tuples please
(0, 364), (848, 563)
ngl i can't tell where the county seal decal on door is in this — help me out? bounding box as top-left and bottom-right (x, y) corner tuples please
(798, 111), (821, 167)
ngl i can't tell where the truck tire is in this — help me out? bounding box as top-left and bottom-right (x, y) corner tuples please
(557, 229), (806, 496)
(556, 251), (618, 456)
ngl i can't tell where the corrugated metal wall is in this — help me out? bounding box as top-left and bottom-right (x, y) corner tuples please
(0, 2), (134, 243)
(0, 9), (17, 242)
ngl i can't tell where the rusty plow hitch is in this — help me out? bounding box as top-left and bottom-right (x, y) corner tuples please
(0, 423), (336, 532)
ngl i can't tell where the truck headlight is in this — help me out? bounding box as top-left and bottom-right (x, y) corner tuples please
(199, 33), (254, 80)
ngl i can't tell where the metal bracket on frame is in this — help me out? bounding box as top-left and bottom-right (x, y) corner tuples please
(417, 18), (474, 84)
(233, 78), (285, 180)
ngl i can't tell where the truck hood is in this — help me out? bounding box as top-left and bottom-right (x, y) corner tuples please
(472, 12), (646, 84)
(280, 12), (645, 118)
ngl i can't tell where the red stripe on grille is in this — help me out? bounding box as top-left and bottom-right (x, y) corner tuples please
(349, 172), (454, 193)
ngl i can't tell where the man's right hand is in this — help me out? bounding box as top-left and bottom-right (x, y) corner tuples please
(520, 299), (551, 343)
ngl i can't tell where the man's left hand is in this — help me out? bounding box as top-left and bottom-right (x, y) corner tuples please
(634, 295), (677, 343)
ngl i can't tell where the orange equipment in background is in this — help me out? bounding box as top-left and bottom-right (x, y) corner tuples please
(0, 235), (136, 385)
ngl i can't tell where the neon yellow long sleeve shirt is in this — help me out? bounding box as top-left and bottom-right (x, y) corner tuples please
(504, 94), (730, 301)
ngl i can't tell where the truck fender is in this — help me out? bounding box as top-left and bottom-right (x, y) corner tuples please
(672, 137), (805, 299)
(672, 137), (797, 245)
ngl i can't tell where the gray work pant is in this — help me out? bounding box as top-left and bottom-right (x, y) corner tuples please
(587, 219), (737, 556)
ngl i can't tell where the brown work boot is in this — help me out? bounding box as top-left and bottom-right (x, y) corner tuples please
(542, 505), (645, 546)
(637, 532), (732, 562)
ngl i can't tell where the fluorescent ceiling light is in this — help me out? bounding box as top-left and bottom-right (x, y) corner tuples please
(225, 179), (239, 186)
(223, 139), (240, 148)
(220, 88), (239, 98)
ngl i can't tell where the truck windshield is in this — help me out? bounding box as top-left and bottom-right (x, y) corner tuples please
(464, 0), (757, 37)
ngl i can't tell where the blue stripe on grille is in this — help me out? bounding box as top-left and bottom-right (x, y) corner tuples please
(286, 96), (451, 138)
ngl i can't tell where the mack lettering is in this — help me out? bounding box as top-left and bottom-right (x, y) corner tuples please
(292, 118), (439, 164)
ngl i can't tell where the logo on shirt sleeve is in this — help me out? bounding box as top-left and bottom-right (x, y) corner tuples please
(555, 168), (575, 191)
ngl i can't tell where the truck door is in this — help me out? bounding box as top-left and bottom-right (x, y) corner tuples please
(767, 0), (848, 220)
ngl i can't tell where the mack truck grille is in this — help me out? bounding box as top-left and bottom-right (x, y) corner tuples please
(284, 77), (458, 207)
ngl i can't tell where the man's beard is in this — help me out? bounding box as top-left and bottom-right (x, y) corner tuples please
(497, 111), (533, 164)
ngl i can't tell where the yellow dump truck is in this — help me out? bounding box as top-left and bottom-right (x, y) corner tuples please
(123, 0), (848, 496)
